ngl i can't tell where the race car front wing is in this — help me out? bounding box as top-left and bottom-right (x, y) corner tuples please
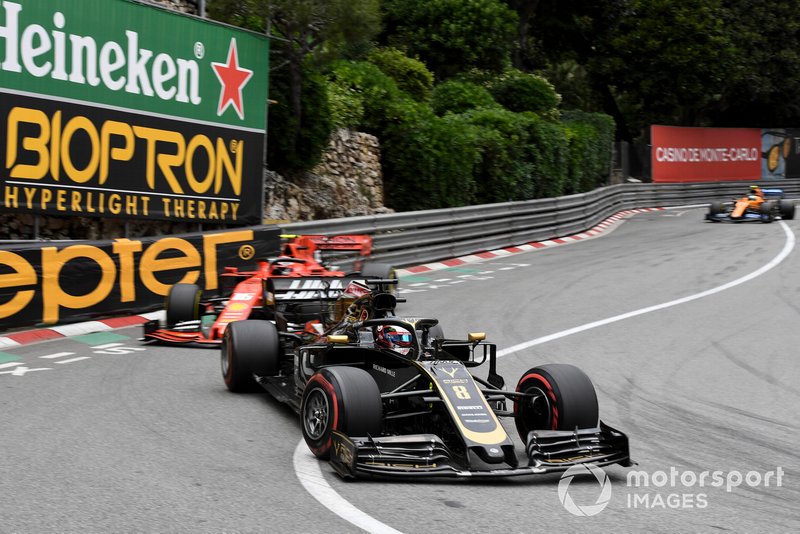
(329, 421), (632, 479)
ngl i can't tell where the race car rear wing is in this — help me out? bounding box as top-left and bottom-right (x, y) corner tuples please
(266, 276), (356, 302)
(762, 188), (784, 198)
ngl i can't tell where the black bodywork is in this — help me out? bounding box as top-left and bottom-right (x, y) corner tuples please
(221, 279), (632, 479)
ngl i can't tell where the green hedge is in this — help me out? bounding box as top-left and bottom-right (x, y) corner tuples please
(430, 80), (500, 116)
(367, 47), (434, 102)
(562, 110), (615, 194)
(325, 61), (614, 211)
(382, 106), (480, 210)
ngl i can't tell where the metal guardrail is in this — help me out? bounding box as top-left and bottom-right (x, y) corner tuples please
(283, 180), (800, 267)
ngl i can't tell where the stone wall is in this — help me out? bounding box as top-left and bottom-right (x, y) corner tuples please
(149, 0), (198, 14)
(265, 129), (390, 222)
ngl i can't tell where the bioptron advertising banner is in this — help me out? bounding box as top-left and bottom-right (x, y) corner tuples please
(651, 125), (800, 182)
(0, 0), (269, 224)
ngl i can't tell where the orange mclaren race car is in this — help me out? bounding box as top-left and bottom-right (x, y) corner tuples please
(142, 234), (394, 346)
(706, 185), (795, 222)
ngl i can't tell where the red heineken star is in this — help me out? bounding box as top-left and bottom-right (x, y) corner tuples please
(211, 38), (253, 120)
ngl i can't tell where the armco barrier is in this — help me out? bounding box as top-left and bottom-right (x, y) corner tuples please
(283, 180), (800, 267)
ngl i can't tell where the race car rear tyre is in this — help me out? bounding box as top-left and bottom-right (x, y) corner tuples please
(301, 367), (382, 460)
(221, 320), (280, 393)
(165, 283), (201, 325)
(360, 262), (396, 280)
(514, 363), (599, 442)
(780, 199), (795, 220)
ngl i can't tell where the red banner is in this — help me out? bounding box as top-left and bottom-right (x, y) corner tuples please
(651, 126), (761, 182)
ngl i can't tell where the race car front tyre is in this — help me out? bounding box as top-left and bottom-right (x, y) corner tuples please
(221, 320), (280, 392)
(780, 199), (795, 220)
(301, 367), (382, 460)
(708, 201), (723, 217)
(759, 201), (775, 223)
(165, 283), (201, 325)
(514, 363), (599, 443)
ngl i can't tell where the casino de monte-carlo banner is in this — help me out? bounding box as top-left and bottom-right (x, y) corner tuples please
(650, 125), (761, 183)
(0, 0), (269, 225)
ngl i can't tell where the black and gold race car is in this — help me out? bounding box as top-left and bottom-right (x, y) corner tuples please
(221, 279), (632, 479)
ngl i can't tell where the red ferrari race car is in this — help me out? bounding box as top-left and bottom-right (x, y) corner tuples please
(142, 234), (394, 346)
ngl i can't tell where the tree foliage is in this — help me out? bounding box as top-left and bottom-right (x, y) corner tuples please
(266, 65), (333, 175)
(381, 0), (518, 80)
(594, 0), (734, 132)
(430, 80), (499, 116)
(366, 48), (434, 102)
(713, 0), (800, 127)
(214, 0), (800, 208)
(208, 0), (381, 175)
(487, 69), (561, 119)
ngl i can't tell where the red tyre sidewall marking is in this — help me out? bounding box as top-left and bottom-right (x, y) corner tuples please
(516, 372), (558, 430)
(306, 373), (339, 455)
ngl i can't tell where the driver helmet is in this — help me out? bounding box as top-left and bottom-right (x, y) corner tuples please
(750, 185), (763, 196)
(375, 326), (413, 349)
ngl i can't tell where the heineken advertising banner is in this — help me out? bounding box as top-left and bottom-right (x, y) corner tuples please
(0, 225), (281, 328)
(0, 0), (269, 224)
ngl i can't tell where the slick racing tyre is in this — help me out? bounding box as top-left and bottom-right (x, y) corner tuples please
(780, 199), (795, 220)
(221, 320), (280, 393)
(759, 201), (775, 223)
(360, 262), (396, 280)
(165, 283), (201, 325)
(514, 363), (599, 442)
(301, 367), (382, 460)
(708, 201), (723, 218)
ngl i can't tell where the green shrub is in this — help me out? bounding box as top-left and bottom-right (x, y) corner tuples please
(327, 78), (365, 129)
(562, 110), (615, 192)
(327, 60), (406, 132)
(489, 69), (561, 119)
(463, 108), (537, 202)
(526, 114), (570, 198)
(328, 60), (478, 210)
(382, 110), (480, 210)
(430, 80), (499, 116)
(367, 47), (434, 102)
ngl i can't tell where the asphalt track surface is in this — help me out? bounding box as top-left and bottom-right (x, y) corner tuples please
(2, 207), (799, 533)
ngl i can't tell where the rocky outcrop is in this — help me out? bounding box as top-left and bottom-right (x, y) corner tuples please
(149, 0), (198, 14)
(265, 129), (390, 222)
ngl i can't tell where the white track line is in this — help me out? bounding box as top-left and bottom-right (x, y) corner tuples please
(294, 219), (795, 534)
(293, 443), (403, 534)
(497, 220), (794, 357)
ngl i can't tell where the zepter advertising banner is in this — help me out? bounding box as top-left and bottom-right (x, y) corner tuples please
(0, 226), (281, 328)
(0, 0), (269, 224)
(651, 126), (761, 182)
